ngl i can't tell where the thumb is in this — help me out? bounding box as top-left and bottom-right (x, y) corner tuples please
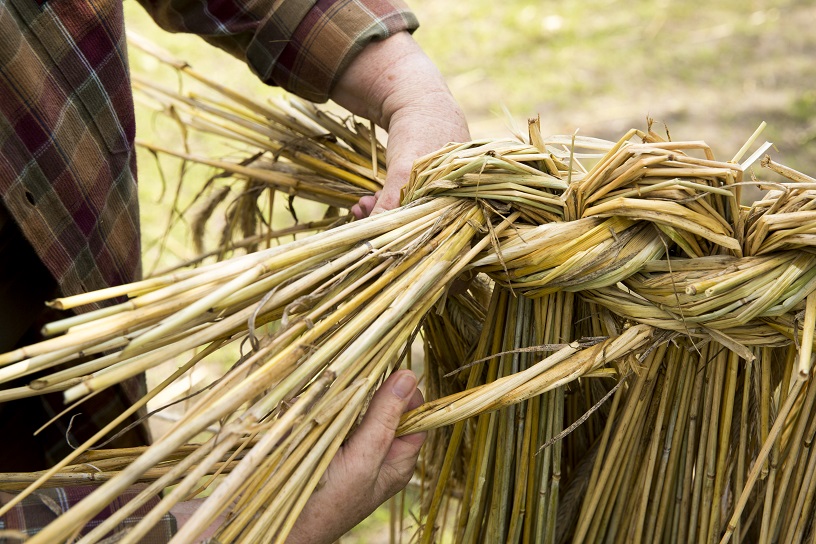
(344, 370), (419, 472)
(285, 372), (425, 544)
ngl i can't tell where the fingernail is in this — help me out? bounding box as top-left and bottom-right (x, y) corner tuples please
(392, 373), (416, 399)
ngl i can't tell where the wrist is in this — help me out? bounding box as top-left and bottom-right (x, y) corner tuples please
(331, 32), (456, 131)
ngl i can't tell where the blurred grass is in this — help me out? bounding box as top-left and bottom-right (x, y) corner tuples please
(123, 1), (815, 541)
(409, 0), (815, 170)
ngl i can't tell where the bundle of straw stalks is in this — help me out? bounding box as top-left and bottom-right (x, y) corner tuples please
(127, 32), (386, 268)
(2, 39), (816, 543)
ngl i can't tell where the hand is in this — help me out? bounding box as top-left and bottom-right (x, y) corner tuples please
(286, 370), (426, 544)
(0, 372), (424, 544)
(171, 371), (424, 543)
(169, 498), (222, 541)
(330, 31), (470, 218)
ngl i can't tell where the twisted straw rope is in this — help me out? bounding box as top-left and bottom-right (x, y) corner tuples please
(406, 127), (816, 355)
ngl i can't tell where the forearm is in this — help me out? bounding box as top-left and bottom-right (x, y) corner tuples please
(136, 0), (420, 104)
(331, 31), (465, 133)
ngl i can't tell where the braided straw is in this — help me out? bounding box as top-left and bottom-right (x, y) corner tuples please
(1, 118), (815, 543)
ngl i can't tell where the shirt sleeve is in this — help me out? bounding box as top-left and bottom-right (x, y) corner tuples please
(0, 487), (176, 542)
(135, 0), (420, 103)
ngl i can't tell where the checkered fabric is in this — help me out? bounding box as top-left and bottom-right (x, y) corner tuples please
(0, 0), (417, 539)
(141, 0), (419, 102)
(0, 0), (417, 308)
(0, 487), (175, 542)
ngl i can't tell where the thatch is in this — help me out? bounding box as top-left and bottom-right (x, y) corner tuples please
(1, 41), (816, 544)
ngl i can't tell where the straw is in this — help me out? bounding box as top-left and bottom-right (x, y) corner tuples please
(2, 78), (816, 543)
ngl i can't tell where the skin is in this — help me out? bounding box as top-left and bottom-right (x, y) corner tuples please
(177, 32), (462, 540)
(0, 379), (424, 538)
(286, 370), (426, 543)
(330, 31), (471, 217)
(277, 34), (467, 539)
(283, 33), (464, 538)
(167, 370), (426, 543)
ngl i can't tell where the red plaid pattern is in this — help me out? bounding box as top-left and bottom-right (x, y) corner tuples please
(0, 0), (141, 310)
(0, 0), (417, 539)
(140, 0), (419, 102)
(0, 487), (175, 542)
(1, 0), (417, 309)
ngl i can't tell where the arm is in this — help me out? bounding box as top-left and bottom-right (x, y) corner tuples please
(135, 0), (420, 104)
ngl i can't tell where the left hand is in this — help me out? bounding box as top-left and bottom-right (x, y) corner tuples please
(285, 370), (426, 544)
(330, 31), (470, 218)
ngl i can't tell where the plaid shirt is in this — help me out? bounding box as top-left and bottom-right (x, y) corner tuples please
(0, 0), (417, 540)
(0, 487), (175, 542)
(0, 0), (418, 307)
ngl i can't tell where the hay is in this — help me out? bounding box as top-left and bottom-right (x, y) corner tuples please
(1, 46), (816, 542)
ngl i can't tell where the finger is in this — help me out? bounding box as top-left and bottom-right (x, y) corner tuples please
(406, 385), (424, 411)
(377, 387), (426, 497)
(370, 183), (403, 215)
(352, 194), (378, 219)
(344, 370), (419, 472)
(291, 371), (421, 542)
(386, 387), (426, 461)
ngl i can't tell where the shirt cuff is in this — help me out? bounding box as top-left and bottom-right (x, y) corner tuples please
(248, 0), (419, 103)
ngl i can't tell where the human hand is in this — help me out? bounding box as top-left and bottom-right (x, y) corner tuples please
(330, 31), (470, 218)
(169, 498), (222, 542)
(285, 370), (426, 544)
(0, 380), (423, 544)
(170, 371), (424, 543)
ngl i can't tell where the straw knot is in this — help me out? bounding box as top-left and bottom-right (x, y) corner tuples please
(404, 125), (816, 350)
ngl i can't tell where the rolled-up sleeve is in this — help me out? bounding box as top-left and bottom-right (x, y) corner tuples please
(136, 0), (419, 102)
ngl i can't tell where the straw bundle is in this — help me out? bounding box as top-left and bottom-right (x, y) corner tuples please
(1, 79), (816, 543)
(127, 31), (386, 267)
